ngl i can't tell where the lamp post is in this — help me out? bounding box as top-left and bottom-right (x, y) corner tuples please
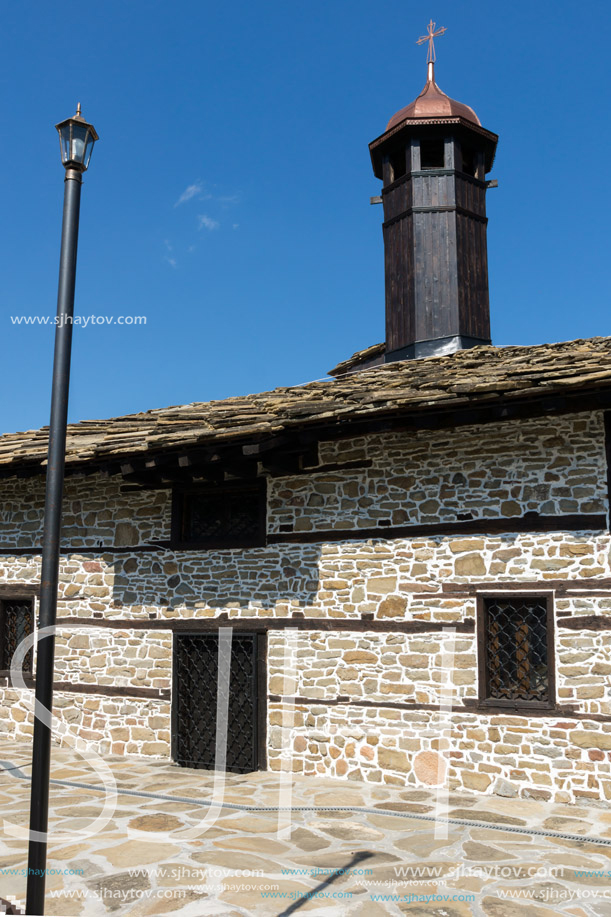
(25, 105), (98, 917)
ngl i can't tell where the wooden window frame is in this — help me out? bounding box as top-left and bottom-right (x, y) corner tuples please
(0, 595), (35, 679)
(476, 592), (556, 714)
(171, 629), (267, 772)
(170, 480), (267, 550)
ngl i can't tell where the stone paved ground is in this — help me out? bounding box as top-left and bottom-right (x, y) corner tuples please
(1, 739), (611, 916)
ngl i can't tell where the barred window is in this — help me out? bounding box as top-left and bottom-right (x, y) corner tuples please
(172, 482), (266, 549)
(0, 598), (34, 673)
(479, 595), (553, 707)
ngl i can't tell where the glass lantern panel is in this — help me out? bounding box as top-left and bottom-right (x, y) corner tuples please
(59, 127), (71, 165)
(82, 132), (95, 170)
(70, 124), (89, 165)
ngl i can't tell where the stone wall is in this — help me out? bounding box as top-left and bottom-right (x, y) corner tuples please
(0, 412), (605, 548)
(0, 410), (610, 804)
(267, 701), (611, 805)
(0, 687), (170, 757)
(268, 412), (606, 532)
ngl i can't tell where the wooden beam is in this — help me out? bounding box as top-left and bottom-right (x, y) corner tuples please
(54, 616), (476, 634)
(270, 513), (607, 545)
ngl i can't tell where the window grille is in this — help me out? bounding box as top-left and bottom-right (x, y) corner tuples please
(173, 633), (259, 773)
(172, 482), (266, 549)
(481, 596), (551, 705)
(0, 599), (34, 673)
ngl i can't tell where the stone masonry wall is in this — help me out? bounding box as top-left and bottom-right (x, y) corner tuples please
(268, 412), (606, 533)
(0, 410), (610, 804)
(0, 688), (170, 757)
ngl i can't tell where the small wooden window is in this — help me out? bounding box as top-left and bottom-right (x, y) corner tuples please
(478, 595), (554, 709)
(172, 481), (266, 549)
(420, 138), (445, 170)
(0, 598), (34, 674)
(460, 144), (478, 177)
(389, 149), (407, 182)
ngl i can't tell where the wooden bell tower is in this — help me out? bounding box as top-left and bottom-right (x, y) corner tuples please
(369, 30), (498, 362)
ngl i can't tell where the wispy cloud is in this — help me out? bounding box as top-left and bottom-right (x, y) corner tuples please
(198, 214), (220, 231)
(163, 239), (177, 268)
(175, 182), (204, 207)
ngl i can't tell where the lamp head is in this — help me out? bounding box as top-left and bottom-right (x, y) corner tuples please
(55, 103), (98, 172)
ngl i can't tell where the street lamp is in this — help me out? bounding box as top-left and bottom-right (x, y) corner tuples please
(25, 104), (98, 917)
(56, 104), (98, 171)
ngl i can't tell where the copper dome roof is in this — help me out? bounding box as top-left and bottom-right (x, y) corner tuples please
(386, 63), (480, 130)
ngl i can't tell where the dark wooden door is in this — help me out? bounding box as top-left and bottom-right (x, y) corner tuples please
(173, 633), (259, 773)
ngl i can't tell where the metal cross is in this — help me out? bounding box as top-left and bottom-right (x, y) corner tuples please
(416, 19), (447, 64)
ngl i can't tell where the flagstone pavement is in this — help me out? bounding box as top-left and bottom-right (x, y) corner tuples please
(1, 738), (611, 916)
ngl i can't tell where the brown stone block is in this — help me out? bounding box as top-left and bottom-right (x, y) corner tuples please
(454, 553), (486, 576)
(577, 686), (604, 699)
(398, 653), (428, 668)
(500, 501), (521, 516)
(378, 595), (407, 618)
(378, 747), (409, 772)
(493, 548), (521, 561)
(559, 543), (593, 556)
(452, 670), (475, 685)
(455, 654), (477, 669)
(367, 576), (397, 595)
(141, 742), (169, 755)
(131, 726), (156, 741)
(490, 716), (528, 726)
(344, 650), (377, 664)
(380, 682), (412, 695)
(448, 538), (485, 554)
(68, 635), (89, 649)
(522, 787), (551, 801)
(462, 771), (491, 791)
(570, 730), (611, 750)
(531, 558), (573, 570)
(322, 579), (349, 590)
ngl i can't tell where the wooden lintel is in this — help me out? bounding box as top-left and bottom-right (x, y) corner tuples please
(54, 616), (475, 634)
(270, 513), (607, 545)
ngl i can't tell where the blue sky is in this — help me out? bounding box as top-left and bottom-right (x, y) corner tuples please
(1, 0), (609, 435)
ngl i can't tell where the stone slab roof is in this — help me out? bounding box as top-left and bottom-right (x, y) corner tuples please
(328, 342), (386, 377)
(2, 337), (611, 474)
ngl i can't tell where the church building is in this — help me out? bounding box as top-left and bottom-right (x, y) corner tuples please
(1, 39), (611, 806)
